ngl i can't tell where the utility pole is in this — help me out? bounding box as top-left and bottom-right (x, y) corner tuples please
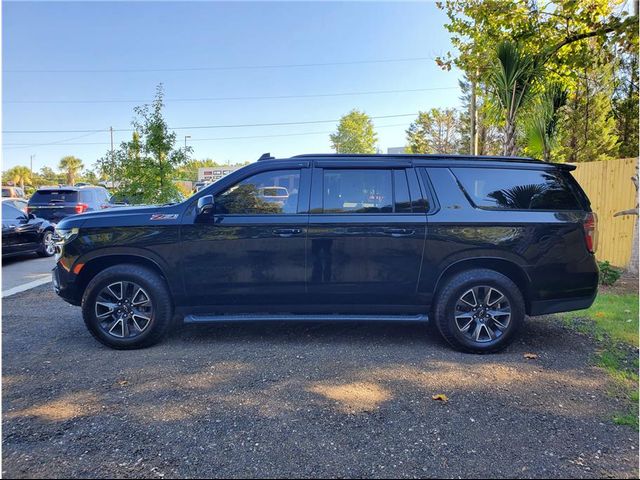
(110, 127), (115, 189)
(30, 154), (35, 177)
(184, 135), (191, 150)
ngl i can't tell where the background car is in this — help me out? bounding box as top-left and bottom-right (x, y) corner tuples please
(2, 186), (25, 199)
(2, 197), (29, 213)
(2, 202), (56, 258)
(27, 185), (112, 224)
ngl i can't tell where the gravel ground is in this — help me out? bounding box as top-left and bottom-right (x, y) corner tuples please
(2, 285), (638, 479)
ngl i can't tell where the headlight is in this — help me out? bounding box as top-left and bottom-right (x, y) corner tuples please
(54, 227), (79, 244)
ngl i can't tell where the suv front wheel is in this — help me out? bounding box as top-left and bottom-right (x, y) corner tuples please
(434, 268), (524, 353)
(81, 264), (173, 349)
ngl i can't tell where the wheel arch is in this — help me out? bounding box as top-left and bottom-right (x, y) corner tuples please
(434, 258), (532, 313)
(74, 252), (176, 305)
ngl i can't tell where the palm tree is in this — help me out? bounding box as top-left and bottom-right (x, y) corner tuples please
(58, 156), (84, 186)
(525, 83), (568, 161)
(489, 41), (540, 156)
(4, 166), (32, 190)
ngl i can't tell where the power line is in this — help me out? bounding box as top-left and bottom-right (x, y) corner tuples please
(3, 123), (411, 149)
(4, 86), (457, 104)
(6, 56), (432, 74)
(3, 113), (418, 135)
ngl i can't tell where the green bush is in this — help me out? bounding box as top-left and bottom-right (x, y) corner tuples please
(598, 260), (622, 286)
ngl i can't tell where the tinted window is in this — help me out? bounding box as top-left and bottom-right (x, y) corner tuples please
(2, 189), (10, 197)
(215, 169), (300, 214)
(2, 203), (24, 220)
(393, 170), (412, 213)
(323, 169), (392, 214)
(30, 190), (78, 204)
(80, 190), (95, 203)
(452, 168), (581, 210)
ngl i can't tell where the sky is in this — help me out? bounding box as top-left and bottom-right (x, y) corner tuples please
(2, 1), (463, 173)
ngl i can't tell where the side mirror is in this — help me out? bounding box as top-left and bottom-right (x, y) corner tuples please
(197, 195), (214, 217)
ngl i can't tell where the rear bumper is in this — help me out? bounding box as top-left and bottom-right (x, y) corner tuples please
(52, 264), (81, 306)
(528, 291), (597, 316)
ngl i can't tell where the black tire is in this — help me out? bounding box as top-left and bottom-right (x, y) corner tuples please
(81, 264), (173, 349)
(37, 229), (55, 257)
(433, 268), (524, 354)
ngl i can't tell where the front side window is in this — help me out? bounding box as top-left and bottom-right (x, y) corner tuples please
(452, 167), (581, 210)
(323, 169), (393, 214)
(215, 169), (300, 214)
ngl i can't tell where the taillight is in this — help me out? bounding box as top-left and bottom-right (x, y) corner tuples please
(75, 203), (89, 214)
(583, 212), (598, 253)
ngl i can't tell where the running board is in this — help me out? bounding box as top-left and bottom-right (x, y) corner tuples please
(184, 313), (428, 324)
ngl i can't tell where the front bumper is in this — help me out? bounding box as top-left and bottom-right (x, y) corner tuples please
(52, 263), (81, 306)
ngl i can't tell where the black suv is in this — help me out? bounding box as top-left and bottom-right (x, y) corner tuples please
(28, 185), (112, 224)
(52, 154), (598, 353)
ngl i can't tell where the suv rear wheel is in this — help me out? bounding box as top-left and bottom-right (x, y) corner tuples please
(81, 264), (173, 349)
(434, 268), (524, 353)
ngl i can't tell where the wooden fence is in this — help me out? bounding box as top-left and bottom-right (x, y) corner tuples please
(571, 157), (638, 267)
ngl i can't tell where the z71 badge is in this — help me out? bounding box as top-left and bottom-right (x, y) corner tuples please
(150, 214), (178, 220)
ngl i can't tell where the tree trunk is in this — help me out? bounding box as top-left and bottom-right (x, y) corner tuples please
(628, 216), (639, 275)
(470, 79), (477, 155)
(504, 122), (516, 156)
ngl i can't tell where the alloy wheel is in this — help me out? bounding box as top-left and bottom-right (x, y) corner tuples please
(43, 232), (56, 255)
(454, 285), (511, 343)
(95, 281), (153, 339)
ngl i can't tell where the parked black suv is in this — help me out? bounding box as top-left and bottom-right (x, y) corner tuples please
(28, 185), (112, 224)
(52, 154), (598, 352)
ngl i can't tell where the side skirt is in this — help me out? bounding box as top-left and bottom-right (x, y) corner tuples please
(183, 313), (429, 324)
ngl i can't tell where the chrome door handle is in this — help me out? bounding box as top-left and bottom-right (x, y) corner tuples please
(272, 228), (303, 237)
(385, 228), (415, 237)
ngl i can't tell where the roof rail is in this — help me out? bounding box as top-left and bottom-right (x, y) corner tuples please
(258, 152), (275, 161)
(291, 153), (540, 162)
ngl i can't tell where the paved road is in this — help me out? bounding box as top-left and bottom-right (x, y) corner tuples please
(1, 254), (55, 293)
(2, 285), (638, 479)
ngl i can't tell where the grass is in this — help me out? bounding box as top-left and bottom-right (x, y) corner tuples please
(560, 292), (639, 428)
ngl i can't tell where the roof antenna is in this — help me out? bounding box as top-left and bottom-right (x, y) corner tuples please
(258, 152), (274, 161)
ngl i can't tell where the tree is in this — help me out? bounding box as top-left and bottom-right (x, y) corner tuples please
(524, 83), (567, 161)
(406, 109), (462, 154)
(436, 0), (638, 159)
(489, 41), (540, 156)
(3, 166), (32, 190)
(553, 67), (619, 162)
(330, 110), (377, 154)
(99, 84), (190, 204)
(58, 156), (84, 185)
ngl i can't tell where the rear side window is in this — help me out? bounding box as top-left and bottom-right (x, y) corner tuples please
(30, 190), (78, 204)
(80, 190), (95, 203)
(323, 169), (392, 214)
(452, 168), (582, 210)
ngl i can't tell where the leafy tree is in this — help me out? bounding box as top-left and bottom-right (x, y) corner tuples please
(524, 83), (568, 161)
(553, 67), (619, 162)
(99, 84), (190, 204)
(58, 156), (84, 185)
(613, 48), (639, 158)
(489, 41), (541, 156)
(437, 0), (638, 159)
(3, 166), (32, 190)
(330, 109), (377, 154)
(406, 108), (462, 154)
